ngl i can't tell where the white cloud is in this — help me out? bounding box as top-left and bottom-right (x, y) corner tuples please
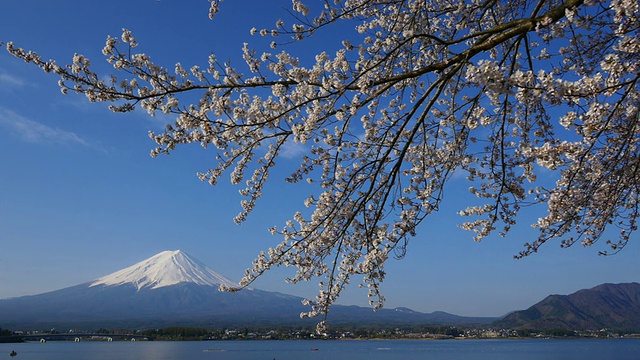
(0, 107), (102, 150)
(280, 140), (308, 159)
(0, 72), (27, 88)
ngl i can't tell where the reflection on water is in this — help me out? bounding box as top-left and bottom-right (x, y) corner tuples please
(2, 339), (640, 360)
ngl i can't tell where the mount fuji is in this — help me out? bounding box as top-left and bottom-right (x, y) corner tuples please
(0, 250), (311, 329)
(0, 250), (496, 330)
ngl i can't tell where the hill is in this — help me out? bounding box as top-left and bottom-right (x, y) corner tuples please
(494, 282), (640, 331)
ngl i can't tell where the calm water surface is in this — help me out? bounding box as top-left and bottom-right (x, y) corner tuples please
(2, 339), (639, 360)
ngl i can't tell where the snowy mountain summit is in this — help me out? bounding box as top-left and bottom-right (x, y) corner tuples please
(90, 250), (237, 290)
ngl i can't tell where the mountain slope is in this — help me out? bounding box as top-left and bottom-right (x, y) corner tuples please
(0, 250), (309, 329)
(0, 250), (496, 330)
(494, 282), (640, 331)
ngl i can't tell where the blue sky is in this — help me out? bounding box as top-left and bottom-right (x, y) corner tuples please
(1, 0), (638, 318)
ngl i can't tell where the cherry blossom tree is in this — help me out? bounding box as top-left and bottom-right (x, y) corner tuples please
(4, 0), (639, 331)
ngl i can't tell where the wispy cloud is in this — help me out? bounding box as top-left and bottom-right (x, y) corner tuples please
(0, 107), (104, 151)
(280, 140), (308, 159)
(0, 72), (27, 89)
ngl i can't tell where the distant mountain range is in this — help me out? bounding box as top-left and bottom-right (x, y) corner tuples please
(495, 282), (640, 332)
(0, 250), (495, 330)
(3, 250), (638, 332)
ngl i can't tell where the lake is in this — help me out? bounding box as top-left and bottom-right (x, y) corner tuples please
(2, 339), (640, 360)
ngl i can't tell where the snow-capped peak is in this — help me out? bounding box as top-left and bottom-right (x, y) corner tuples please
(90, 250), (238, 290)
